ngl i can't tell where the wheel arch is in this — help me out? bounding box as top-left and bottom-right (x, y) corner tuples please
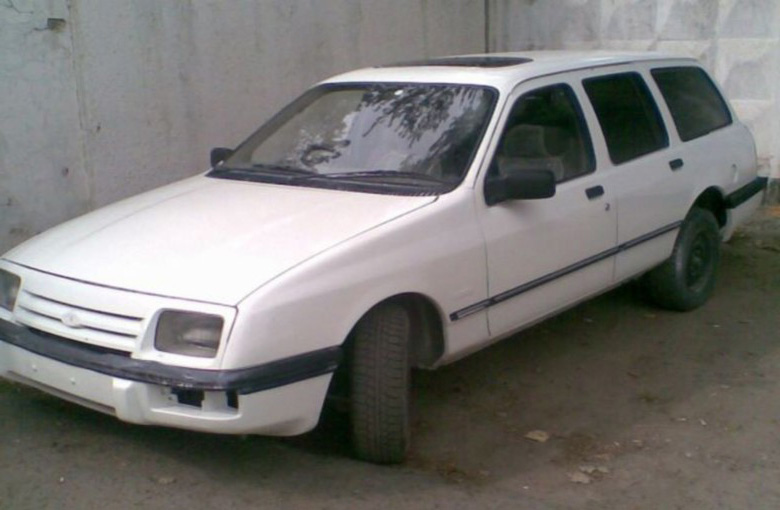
(691, 186), (728, 228)
(344, 292), (446, 370)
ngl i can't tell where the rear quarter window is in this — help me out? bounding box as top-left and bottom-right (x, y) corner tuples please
(583, 72), (669, 165)
(651, 66), (733, 142)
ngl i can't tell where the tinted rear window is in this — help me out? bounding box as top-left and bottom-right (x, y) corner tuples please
(651, 66), (732, 142)
(583, 72), (668, 165)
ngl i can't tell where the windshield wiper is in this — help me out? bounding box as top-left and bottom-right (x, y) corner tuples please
(213, 164), (316, 175)
(311, 170), (447, 184)
(210, 166), (450, 192)
(250, 163), (318, 176)
(210, 164), (318, 182)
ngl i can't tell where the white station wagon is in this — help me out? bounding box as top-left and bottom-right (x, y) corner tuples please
(0, 52), (767, 463)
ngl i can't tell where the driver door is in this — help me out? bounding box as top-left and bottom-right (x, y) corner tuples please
(475, 78), (617, 338)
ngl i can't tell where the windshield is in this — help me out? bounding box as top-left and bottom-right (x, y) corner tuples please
(213, 83), (497, 194)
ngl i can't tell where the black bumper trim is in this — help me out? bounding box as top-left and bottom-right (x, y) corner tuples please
(726, 176), (768, 209)
(0, 320), (341, 395)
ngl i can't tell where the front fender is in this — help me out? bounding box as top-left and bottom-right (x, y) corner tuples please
(221, 188), (490, 370)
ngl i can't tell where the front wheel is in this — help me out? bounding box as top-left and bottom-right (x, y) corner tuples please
(350, 303), (411, 464)
(643, 208), (721, 311)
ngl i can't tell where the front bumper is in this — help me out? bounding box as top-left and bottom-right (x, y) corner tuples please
(0, 320), (340, 435)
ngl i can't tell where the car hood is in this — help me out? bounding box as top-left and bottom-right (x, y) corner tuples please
(4, 176), (436, 304)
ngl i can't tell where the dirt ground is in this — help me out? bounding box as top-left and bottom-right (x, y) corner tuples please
(1, 207), (779, 510)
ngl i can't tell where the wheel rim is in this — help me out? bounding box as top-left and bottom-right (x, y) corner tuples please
(686, 231), (712, 289)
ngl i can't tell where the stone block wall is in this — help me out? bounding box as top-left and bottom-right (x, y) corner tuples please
(0, 0), (485, 253)
(489, 0), (780, 199)
(3, 0), (776, 255)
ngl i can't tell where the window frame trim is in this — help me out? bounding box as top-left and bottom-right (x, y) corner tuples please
(484, 81), (598, 189)
(650, 65), (734, 143)
(209, 81), (500, 197)
(582, 71), (671, 166)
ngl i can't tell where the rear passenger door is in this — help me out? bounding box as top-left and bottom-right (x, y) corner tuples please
(582, 69), (694, 282)
(650, 65), (753, 216)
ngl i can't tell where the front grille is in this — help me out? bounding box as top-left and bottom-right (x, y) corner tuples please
(14, 290), (143, 352)
(27, 327), (132, 357)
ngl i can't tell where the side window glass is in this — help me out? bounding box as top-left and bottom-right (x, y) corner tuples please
(583, 72), (668, 165)
(491, 83), (595, 183)
(651, 67), (732, 142)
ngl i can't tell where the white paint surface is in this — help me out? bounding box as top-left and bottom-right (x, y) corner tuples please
(4, 175), (436, 304)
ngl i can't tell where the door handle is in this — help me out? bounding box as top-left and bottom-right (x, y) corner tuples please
(585, 185), (604, 200)
(669, 158), (684, 171)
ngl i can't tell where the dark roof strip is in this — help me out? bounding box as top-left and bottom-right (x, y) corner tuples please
(378, 56), (532, 69)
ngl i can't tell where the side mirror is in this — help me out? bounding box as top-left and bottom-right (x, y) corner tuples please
(210, 147), (234, 167)
(484, 169), (556, 206)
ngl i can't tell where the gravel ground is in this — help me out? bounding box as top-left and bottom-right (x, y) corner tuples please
(1, 207), (779, 510)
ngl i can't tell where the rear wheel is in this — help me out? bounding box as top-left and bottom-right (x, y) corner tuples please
(350, 303), (411, 464)
(643, 208), (721, 311)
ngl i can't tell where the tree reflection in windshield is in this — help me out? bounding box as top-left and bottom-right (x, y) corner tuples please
(225, 83), (496, 187)
(361, 86), (478, 143)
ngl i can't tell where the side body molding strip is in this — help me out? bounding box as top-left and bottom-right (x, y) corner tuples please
(450, 220), (683, 321)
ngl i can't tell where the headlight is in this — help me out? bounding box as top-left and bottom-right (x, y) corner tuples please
(0, 269), (21, 312)
(155, 311), (224, 358)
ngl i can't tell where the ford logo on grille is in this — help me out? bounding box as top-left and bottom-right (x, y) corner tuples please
(61, 312), (83, 329)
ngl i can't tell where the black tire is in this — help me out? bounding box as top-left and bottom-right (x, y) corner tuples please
(350, 303), (411, 464)
(643, 208), (721, 311)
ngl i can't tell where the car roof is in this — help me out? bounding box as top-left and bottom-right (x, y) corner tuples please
(322, 51), (698, 92)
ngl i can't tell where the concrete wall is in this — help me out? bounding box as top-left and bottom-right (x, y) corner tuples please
(489, 0), (780, 201)
(0, 0), (89, 252)
(0, 0), (486, 253)
(3, 0), (776, 255)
